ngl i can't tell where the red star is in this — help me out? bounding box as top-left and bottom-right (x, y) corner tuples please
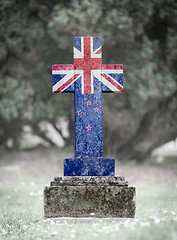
(87, 125), (92, 131)
(87, 100), (91, 106)
(78, 110), (82, 115)
(95, 108), (98, 112)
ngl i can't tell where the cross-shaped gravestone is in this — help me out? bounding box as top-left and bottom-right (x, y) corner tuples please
(52, 37), (123, 176)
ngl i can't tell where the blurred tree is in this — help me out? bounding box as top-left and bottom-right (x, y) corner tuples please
(0, 0), (176, 161)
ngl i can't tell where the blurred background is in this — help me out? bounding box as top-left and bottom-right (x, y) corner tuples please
(0, 0), (177, 164)
(1, 2), (177, 238)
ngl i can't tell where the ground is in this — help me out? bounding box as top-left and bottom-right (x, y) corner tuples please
(0, 147), (177, 240)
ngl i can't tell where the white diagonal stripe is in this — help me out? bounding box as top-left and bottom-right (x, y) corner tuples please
(92, 70), (122, 92)
(59, 74), (81, 92)
(53, 72), (75, 92)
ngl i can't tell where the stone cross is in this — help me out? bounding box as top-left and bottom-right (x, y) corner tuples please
(52, 37), (123, 176)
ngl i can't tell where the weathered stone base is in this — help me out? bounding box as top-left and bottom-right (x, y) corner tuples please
(44, 176), (136, 218)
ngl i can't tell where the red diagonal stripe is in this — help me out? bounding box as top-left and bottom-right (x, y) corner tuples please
(95, 48), (102, 54)
(54, 74), (80, 93)
(101, 73), (123, 92)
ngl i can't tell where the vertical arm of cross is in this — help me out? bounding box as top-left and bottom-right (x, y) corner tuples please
(73, 37), (103, 159)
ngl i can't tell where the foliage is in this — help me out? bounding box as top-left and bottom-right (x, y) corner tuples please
(0, 0), (176, 159)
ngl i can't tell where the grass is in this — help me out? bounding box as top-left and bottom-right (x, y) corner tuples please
(0, 147), (177, 240)
(0, 179), (177, 240)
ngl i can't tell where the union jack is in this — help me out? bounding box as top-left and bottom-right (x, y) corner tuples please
(52, 37), (123, 94)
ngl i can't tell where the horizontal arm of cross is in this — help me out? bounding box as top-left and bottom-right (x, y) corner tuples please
(52, 64), (123, 93)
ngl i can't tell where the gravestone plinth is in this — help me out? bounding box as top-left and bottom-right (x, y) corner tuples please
(44, 36), (136, 218)
(44, 176), (135, 218)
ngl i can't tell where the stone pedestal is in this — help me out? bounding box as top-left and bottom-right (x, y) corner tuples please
(44, 176), (136, 218)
